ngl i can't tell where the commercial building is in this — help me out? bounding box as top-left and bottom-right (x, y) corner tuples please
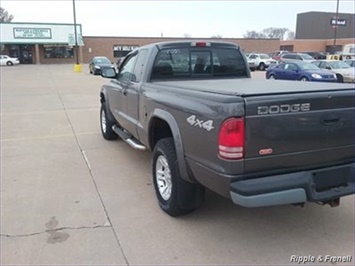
(0, 22), (83, 64)
(2, 11), (353, 64)
(280, 11), (354, 52)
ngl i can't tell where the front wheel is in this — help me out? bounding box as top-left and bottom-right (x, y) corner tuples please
(300, 77), (309, 81)
(100, 103), (118, 140)
(268, 74), (276, 79)
(258, 63), (266, 71)
(152, 138), (204, 216)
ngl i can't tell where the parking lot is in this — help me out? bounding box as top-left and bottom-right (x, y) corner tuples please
(1, 64), (354, 265)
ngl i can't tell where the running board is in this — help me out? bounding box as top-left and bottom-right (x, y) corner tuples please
(112, 125), (146, 151)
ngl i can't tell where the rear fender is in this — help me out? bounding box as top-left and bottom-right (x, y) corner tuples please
(151, 109), (192, 183)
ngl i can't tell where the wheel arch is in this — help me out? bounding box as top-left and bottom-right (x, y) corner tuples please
(100, 87), (116, 122)
(148, 109), (192, 182)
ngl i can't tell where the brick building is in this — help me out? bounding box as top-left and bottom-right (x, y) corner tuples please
(82, 36), (280, 64)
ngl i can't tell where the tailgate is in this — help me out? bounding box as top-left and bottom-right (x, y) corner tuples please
(243, 89), (355, 176)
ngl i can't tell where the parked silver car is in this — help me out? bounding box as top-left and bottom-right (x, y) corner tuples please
(280, 53), (315, 63)
(312, 60), (355, 83)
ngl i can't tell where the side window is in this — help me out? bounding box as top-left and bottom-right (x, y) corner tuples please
(118, 53), (138, 81)
(312, 61), (320, 67)
(249, 54), (257, 59)
(132, 49), (148, 82)
(319, 62), (327, 69)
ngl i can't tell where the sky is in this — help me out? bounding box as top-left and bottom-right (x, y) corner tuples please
(1, 0), (354, 38)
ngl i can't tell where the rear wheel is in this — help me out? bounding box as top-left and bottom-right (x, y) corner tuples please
(152, 138), (204, 216)
(258, 63), (266, 71)
(100, 103), (118, 140)
(6, 61), (13, 66)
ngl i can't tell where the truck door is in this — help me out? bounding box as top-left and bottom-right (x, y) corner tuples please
(107, 53), (138, 131)
(122, 49), (148, 136)
(108, 49), (149, 137)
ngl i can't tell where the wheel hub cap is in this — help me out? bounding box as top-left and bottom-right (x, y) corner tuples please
(101, 109), (107, 133)
(156, 155), (172, 201)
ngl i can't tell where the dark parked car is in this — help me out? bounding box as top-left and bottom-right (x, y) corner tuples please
(266, 61), (337, 82)
(89, 56), (116, 75)
(303, 52), (327, 60)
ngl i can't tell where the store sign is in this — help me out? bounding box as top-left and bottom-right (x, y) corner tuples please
(68, 34), (84, 46)
(13, 28), (52, 39)
(330, 18), (347, 26)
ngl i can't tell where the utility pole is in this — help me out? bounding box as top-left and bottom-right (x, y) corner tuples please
(73, 0), (82, 72)
(332, 0), (340, 52)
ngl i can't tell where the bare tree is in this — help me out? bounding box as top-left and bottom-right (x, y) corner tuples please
(262, 27), (288, 40)
(286, 31), (295, 40)
(183, 33), (191, 38)
(243, 31), (266, 39)
(0, 7), (14, 22)
(244, 28), (294, 40)
(211, 35), (223, 39)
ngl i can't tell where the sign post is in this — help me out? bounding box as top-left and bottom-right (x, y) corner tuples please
(72, 0), (81, 72)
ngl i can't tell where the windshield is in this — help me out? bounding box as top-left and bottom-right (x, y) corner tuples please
(260, 54), (271, 59)
(300, 54), (315, 60)
(328, 61), (351, 69)
(298, 63), (321, 70)
(151, 47), (248, 80)
(94, 57), (111, 64)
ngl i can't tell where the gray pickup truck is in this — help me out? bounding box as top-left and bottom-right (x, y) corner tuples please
(99, 40), (354, 216)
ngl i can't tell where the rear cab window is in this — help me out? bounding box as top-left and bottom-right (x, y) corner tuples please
(151, 42), (248, 80)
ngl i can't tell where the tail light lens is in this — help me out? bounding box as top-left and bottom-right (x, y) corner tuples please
(218, 117), (245, 160)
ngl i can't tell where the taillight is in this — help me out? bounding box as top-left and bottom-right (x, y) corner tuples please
(218, 117), (245, 160)
(191, 42), (211, 47)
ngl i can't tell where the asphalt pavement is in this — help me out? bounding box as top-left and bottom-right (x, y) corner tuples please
(1, 64), (354, 265)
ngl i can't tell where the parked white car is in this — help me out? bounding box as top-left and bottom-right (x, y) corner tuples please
(247, 53), (278, 71)
(312, 60), (355, 83)
(0, 55), (20, 66)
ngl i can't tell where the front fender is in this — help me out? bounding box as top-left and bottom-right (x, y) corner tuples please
(100, 86), (115, 122)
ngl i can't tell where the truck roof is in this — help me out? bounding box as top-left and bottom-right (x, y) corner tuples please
(140, 40), (240, 50)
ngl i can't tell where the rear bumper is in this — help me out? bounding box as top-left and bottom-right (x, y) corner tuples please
(230, 163), (355, 207)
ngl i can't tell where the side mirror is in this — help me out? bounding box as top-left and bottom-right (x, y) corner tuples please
(101, 67), (116, 79)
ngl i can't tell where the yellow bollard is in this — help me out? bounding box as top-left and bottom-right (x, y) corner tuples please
(74, 64), (82, 72)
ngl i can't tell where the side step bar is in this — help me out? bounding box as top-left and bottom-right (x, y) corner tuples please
(112, 125), (146, 151)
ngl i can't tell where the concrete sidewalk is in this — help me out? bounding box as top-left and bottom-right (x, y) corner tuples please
(1, 65), (354, 265)
(1, 64), (127, 264)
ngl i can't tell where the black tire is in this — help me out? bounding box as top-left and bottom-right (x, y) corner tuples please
(100, 103), (118, 140)
(300, 76), (309, 81)
(6, 61), (13, 66)
(336, 74), (344, 83)
(152, 138), (204, 216)
(268, 74), (276, 80)
(258, 63), (265, 71)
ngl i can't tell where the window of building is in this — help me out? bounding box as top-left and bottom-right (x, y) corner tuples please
(43, 45), (73, 58)
(113, 45), (139, 58)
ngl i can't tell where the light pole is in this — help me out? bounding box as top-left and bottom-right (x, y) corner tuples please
(73, 0), (81, 72)
(333, 0), (340, 52)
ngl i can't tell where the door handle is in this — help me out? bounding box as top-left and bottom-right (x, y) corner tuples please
(321, 114), (340, 126)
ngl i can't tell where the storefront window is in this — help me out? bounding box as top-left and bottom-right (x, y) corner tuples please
(113, 45), (139, 57)
(43, 45), (74, 58)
